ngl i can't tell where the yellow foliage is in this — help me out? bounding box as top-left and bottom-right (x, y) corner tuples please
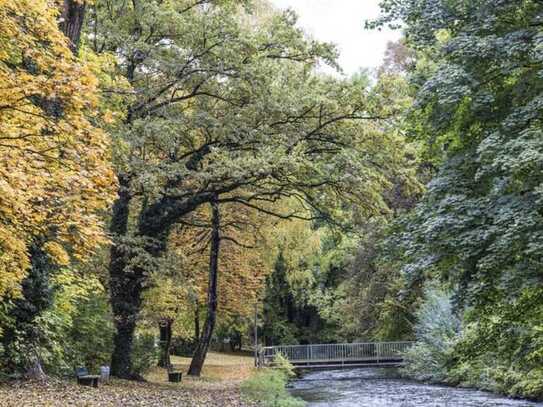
(0, 0), (115, 299)
(51, 268), (104, 316)
(144, 276), (188, 321)
(43, 241), (70, 266)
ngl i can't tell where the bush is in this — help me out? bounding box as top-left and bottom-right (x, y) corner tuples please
(241, 354), (304, 407)
(132, 333), (159, 375)
(273, 353), (297, 378)
(171, 337), (197, 357)
(401, 287), (460, 382)
(446, 287), (543, 400)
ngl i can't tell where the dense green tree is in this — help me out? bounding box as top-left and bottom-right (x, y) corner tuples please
(86, 0), (409, 377)
(262, 252), (299, 346)
(374, 0), (543, 398)
(1, 243), (54, 378)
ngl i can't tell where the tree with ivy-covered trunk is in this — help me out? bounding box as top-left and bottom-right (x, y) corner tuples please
(86, 0), (412, 378)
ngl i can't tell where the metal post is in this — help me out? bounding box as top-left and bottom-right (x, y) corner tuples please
(254, 300), (258, 367)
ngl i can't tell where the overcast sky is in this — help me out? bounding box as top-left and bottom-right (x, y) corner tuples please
(268, 0), (401, 75)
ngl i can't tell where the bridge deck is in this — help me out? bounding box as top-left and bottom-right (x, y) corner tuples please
(259, 341), (413, 369)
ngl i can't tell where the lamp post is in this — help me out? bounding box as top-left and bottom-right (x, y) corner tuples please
(253, 299), (259, 367)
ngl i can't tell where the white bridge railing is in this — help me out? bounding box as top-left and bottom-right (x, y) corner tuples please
(259, 341), (413, 367)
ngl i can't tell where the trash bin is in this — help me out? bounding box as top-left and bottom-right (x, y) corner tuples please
(100, 366), (110, 382)
(168, 372), (182, 382)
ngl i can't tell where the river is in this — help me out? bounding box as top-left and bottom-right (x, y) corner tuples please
(289, 368), (543, 407)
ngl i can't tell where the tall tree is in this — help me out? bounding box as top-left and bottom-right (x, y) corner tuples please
(188, 199), (220, 376)
(87, 0), (410, 377)
(0, 0), (114, 376)
(374, 0), (543, 396)
(262, 251), (298, 346)
(162, 202), (268, 374)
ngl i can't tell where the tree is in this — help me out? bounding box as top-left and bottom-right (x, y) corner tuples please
(174, 202), (268, 375)
(377, 0), (543, 316)
(187, 199), (220, 376)
(0, 0), (115, 376)
(86, 0), (410, 378)
(374, 0), (543, 397)
(378, 40), (416, 77)
(262, 251), (298, 346)
(142, 201), (268, 374)
(261, 209), (357, 346)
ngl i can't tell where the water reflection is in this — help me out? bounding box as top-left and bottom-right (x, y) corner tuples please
(289, 368), (543, 407)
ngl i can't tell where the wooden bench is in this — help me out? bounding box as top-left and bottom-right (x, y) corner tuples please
(167, 364), (183, 382)
(76, 367), (100, 387)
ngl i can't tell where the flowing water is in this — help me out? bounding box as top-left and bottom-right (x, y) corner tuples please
(289, 368), (543, 407)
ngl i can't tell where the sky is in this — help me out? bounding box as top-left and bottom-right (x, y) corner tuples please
(268, 0), (401, 75)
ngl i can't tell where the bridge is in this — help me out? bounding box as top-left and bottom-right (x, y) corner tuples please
(258, 341), (413, 369)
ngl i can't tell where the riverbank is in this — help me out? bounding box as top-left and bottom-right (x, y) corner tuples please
(400, 368), (543, 405)
(241, 367), (305, 407)
(0, 352), (259, 406)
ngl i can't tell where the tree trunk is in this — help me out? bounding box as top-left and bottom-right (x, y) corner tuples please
(188, 199), (221, 377)
(25, 356), (46, 380)
(158, 320), (173, 368)
(111, 318), (138, 379)
(194, 303), (200, 340)
(108, 174), (141, 379)
(59, 0), (87, 55)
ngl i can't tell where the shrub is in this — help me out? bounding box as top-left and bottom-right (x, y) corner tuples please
(132, 333), (159, 375)
(273, 353), (297, 378)
(171, 336), (197, 357)
(241, 354), (304, 407)
(402, 287), (460, 382)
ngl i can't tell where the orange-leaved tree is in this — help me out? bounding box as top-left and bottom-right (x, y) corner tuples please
(147, 203), (269, 374)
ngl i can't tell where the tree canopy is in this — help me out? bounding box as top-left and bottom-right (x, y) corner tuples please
(2, 1), (541, 401)
(0, 0), (114, 308)
(86, 0), (413, 377)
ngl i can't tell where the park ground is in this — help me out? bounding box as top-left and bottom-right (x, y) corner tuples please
(0, 352), (259, 406)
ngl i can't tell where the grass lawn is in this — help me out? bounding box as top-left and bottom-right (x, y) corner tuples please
(163, 351), (255, 381)
(0, 352), (259, 406)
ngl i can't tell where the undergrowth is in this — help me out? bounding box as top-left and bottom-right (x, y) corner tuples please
(241, 354), (305, 407)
